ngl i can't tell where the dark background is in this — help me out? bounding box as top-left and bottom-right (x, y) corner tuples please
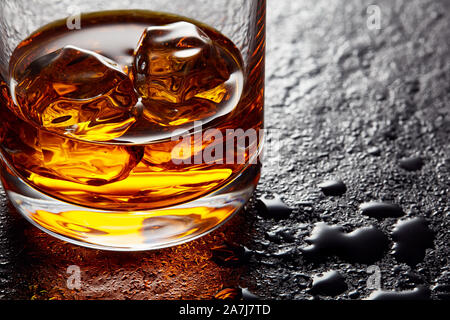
(0, 0), (449, 300)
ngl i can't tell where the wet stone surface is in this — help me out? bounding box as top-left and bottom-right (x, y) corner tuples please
(1, 0), (449, 300)
(242, 0), (449, 300)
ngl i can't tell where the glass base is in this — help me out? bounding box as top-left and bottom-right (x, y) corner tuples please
(0, 156), (260, 251)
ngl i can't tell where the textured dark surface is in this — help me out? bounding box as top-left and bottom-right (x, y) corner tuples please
(1, 0), (449, 300)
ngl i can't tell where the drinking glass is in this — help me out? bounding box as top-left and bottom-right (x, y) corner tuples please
(0, 0), (265, 250)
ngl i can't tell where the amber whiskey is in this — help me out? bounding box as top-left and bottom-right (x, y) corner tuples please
(0, 10), (264, 248)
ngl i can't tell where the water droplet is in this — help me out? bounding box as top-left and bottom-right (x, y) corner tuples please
(348, 290), (360, 299)
(392, 217), (434, 266)
(366, 286), (430, 300)
(367, 146), (381, 156)
(272, 246), (296, 259)
(257, 195), (292, 219)
(301, 223), (389, 263)
(210, 242), (251, 266)
(399, 156), (424, 171)
(405, 79), (420, 94)
(309, 271), (348, 297)
(360, 202), (404, 219)
(374, 92), (387, 101)
(318, 180), (347, 196)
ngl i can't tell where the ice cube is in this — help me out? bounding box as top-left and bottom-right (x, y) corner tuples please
(0, 101), (143, 186)
(36, 131), (143, 186)
(131, 21), (231, 126)
(12, 46), (138, 141)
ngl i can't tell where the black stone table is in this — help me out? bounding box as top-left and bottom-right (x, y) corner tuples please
(0, 0), (449, 300)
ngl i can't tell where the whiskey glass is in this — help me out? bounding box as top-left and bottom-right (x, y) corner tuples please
(0, 0), (265, 250)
